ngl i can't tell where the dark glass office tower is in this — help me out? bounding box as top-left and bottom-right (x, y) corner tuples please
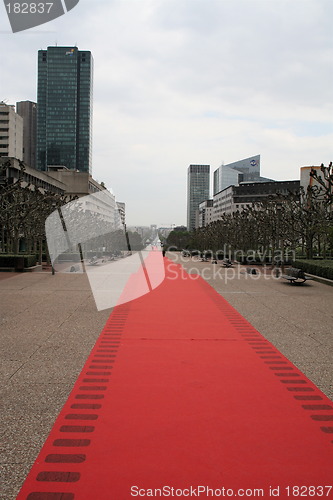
(37, 46), (93, 173)
(187, 164), (210, 231)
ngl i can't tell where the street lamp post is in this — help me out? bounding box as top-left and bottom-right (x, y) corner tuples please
(276, 202), (284, 275)
(50, 200), (57, 275)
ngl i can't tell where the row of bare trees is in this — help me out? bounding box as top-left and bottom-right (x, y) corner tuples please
(167, 163), (333, 261)
(0, 160), (144, 263)
(0, 160), (69, 261)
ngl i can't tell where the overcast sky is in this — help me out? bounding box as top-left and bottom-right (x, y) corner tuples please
(1, 0), (332, 227)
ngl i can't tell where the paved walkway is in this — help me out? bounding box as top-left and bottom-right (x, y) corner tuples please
(0, 271), (110, 499)
(169, 254), (333, 401)
(0, 254), (332, 499)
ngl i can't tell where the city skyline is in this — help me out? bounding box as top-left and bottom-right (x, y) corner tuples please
(1, 0), (332, 227)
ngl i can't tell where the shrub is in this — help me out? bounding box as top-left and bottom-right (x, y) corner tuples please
(56, 253), (81, 262)
(294, 259), (333, 280)
(24, 255), (37, 268)
(0, 254), (37, 268)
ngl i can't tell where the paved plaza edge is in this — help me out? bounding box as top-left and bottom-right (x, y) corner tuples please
(0, 255), (332, 499)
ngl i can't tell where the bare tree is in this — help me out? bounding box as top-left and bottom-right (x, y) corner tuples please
(310, 162), (333, 205)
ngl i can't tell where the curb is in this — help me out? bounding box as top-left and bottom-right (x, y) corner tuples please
(307, 273), (333, 287)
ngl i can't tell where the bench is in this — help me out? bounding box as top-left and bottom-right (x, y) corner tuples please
(88, 256), (99, 265)
(181, 250), (191, 257)
(70, 265), (80, 273)
(246, 267), (258, 275)
(281, 267), (313, 284)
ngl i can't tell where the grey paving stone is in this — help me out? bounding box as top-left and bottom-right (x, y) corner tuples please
(0, 272), (109, 499)
(173, 254), (333, 402)
(1, 260), (332, 499)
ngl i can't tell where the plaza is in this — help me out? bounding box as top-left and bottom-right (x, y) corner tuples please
(0, 253), (332, 499)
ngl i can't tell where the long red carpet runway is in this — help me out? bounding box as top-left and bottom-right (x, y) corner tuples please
(16, 258), (333, 499)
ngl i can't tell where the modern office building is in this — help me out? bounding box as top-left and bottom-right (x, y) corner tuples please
(187, 164), (210, 231)
(16, 100), (37, 168)
(197, 199), (214, 228)
(213, 180), (300, 218)
(213, 155), (273, 195)
(300, 166), (324, 192)
(0, 156), (64, 194)
(0, 102), (23, 160)
(37, 46), (93, 173)
(117, 202), (126, 225)
(0, 157), (109, 198)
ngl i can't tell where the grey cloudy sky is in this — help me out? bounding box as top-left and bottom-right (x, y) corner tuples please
(1, 0), (332, 227)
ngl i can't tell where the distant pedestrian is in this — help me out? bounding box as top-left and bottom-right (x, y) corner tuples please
(162, 248), (166, 257)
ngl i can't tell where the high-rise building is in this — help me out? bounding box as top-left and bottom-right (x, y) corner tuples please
(187, 164), (210, 231)
(37, 46), (93, 173)
(16, 101), (37, 168)
(117, 202), (126, 225)
(0, 102), (23, 160)
(197, 199), (214, 228)
(213, 155), (273, 195)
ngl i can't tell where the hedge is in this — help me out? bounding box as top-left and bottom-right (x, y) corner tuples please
(0, 254), (37, 268)
(294, 259), (333, 281)
(56, 253), (81, 262)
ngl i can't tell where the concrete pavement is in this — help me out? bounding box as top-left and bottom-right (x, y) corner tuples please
(169, 253), (333, 400)
(0, 272), (111, 499)
(0, 255), (332, 499)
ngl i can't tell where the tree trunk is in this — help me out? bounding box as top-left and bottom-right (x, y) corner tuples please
(14, 234), (20, 254)
(306, 234), (314, 259)
(39, 238), (43, 264)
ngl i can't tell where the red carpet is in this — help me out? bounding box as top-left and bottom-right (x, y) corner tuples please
(16, 258), (333, 499)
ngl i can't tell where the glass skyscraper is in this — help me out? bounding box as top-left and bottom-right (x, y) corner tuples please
(212, 155), (272, 195)
(37, 46), (93, 173)
(187, 164), (210, 231)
